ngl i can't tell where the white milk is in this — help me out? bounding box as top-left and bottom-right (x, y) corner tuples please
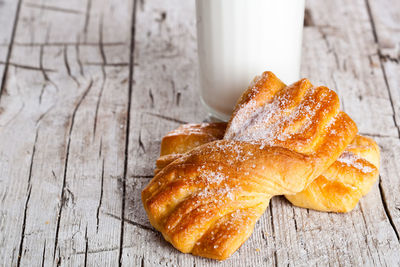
(196, 0), (305, 120)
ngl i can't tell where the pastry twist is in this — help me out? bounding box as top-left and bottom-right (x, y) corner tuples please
(142, 72), (358, 260)
(157, 124), (379, 213)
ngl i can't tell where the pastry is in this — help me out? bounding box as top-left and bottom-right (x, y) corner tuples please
(285, 134), (379, 212)
(142, 71), (357, 260)
(155, 122), (226, 175)
(157, 123), (379, 212)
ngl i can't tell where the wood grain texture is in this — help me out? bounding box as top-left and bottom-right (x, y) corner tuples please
(367, 0), (400, 240)
(0, 0), (132, 266)
(0, 0), (399, 266)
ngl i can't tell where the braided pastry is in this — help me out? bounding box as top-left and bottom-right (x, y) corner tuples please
(157, 123), (379, 212)
(142, 71), (358, 260)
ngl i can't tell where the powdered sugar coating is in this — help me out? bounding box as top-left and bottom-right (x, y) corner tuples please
(337, 151), (374, 173)
(225, 80), (339, 155)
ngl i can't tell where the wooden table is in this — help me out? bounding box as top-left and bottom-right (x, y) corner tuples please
(0, 0), (399, 266)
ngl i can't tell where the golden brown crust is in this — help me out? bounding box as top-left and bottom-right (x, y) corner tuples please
(285, 135), (380, 212)
(143, 141), (313, 258)
(142, 71), (358, 260)
(156, 123), (379, 213)
(160, 123), (226, 156)
(155, 122), (226, 175)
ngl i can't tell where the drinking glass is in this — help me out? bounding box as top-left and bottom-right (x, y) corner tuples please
(196, 0), (305, 120)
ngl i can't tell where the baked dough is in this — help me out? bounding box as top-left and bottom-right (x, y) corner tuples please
(142, 71), (358, 260)
(157, 123), (379, 212)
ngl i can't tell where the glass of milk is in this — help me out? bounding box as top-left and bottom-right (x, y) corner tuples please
(196, 0), (305, 121)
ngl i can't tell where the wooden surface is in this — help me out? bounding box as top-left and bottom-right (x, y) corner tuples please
(0, 0), (399, 266)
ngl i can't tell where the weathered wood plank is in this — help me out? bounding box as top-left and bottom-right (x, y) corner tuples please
(375, 137), (400, 237)
(366, 0), (400, 139)
(0, 0), (133, 266)
(301, 1), (398, 138)
(121, 0), (208, 265)
(367, 0), (400, 239)
(0, 43), (50, 266)
(0, 0), (21, 96)
(0, 1), (31, 266)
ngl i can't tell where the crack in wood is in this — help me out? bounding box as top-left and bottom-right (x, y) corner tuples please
(269, 202), (278, 267)
(84, 62), (129, 67)
(377, 60), (400, 138)
(378, 178), (400, 241)
(139, 0), (145, 11)
(303, 8), (314, 27)
(0, 0), (22, 102)
(56, 247), (61, 266)
(96, 159), (105, 232)
(11, 247), (16, 266)
(16, 186), (31, 267)
(61, 187), (76, 208)
(52, 170), (57, 180)
(75, 246), (119, 255)
(358, 203), (369, 230)
(98, 15), (107, 65)
(318, 27), (340, 69)
(98, 137), (103, 158)
(24, 2), (83, 15)
(155, 11), (167, 23)
(75, 41), (85, 77)
(380, 54), (400, 64)
(36, 104), (55, 125)
(63, 45), (80, 87)
(148, 89), (154, 108)
(130, 175), (153, 179)
(105, 212), (157, 234)
(84, 225), (89, 267)
(292, 208), (298, 231)
(93, 15), (107, 138)
(367, 54), (375, 69)
(0, 61), (55, 72)
(176, 92), (181, 106)
(75, 245), (135, 255)
(14, 41), (127, 47)
(119, 1), (138, 265)
(365, 0), (400, 139)
(170, 79), (176, 96)
(41, 240), (46, 267)
(39, 84), (46, 105)
(77, 246), (119, 255)
(261, 230), (268, 243)
(1, 186), (7, 202)
(144, 112), (188, 124)
(53, 80), (94, 260)
(83, 0), (92, 43)
(138, 130), (146, 153)
(16, 127), (39, 266)
(364, 0), (379, 43)
(0, 102), (24, 127)
(39, 44), (59, 104)
(358, 132), (398, 139)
